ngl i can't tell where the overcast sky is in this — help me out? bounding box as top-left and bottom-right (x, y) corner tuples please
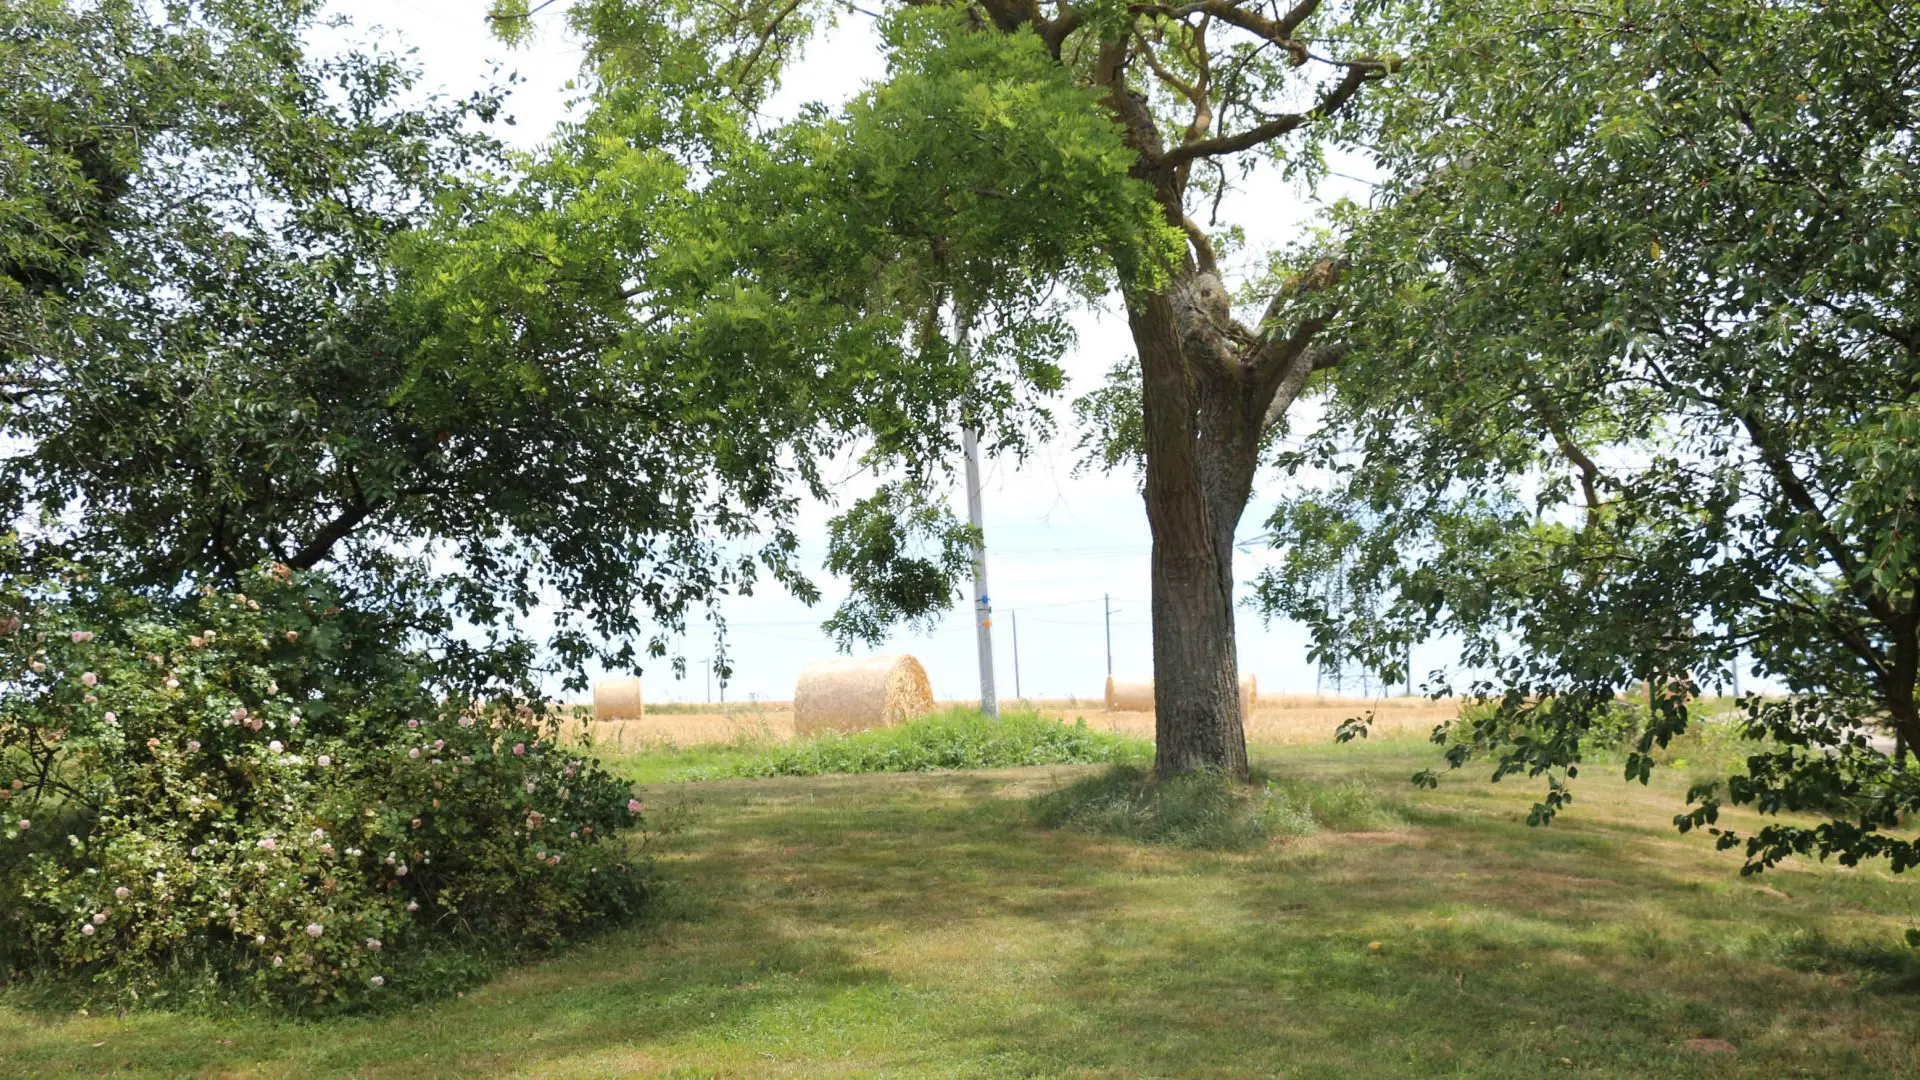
(316, 1), (1417, 705)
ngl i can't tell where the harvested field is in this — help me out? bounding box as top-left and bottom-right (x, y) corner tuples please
(563, 694), (1458, 750)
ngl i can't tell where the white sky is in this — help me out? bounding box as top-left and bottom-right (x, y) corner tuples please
(319, 1), (1425, 705)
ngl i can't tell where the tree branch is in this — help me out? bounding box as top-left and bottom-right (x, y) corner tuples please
(731, 0), (808, 89)
(287, 499), (377, 570)
(1132, 0), (1325, 50)
(1180, 215), (1219, 275)
(1162, 59), (1382, 169)
(1261, 342), (1345, 431)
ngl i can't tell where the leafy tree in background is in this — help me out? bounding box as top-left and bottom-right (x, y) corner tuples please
(1262, 0), (1920, 871)
(487, 0), (1397, 776)
(0, 0), (872, 688)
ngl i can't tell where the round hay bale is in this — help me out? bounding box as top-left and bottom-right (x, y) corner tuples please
(1104, 675), (1259, 714)
(793, 655), (934, 735)
(592, 676), (645, 722)
(1104, 676), (1155, 712)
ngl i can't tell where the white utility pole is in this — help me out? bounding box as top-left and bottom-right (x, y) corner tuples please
(962, 424), (999, 718)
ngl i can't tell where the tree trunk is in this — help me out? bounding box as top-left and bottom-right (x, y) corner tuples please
(1087, 33), (1343, 781)
(1128, 285), (1260, 779)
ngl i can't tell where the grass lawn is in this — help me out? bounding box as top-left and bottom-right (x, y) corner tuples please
(4, 736), (1919, 1077)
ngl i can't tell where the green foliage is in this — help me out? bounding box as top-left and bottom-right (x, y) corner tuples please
(0, 555), (649, 1012)
(670, 708), (1148, 781)
(820, 484), (978, 648)
(1264, 0), (1920, 871)
(2, 0), (843, 688)
(1031, 763), (1400, 850)
(469, 2), (1190, 641)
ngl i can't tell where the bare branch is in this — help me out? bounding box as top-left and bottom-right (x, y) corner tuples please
(1136, 30), (1203, 106)
(1132, 0), (1325, 49)
(1261, 342), (1345, 431)
(1180, 215), (1219, 275)
(1162, 60), (1383, 168)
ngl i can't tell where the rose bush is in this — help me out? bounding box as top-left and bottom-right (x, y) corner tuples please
(0, 547), (649, 1011)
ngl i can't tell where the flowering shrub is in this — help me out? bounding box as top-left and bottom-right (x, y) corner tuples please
(0, 553), (649, 1010)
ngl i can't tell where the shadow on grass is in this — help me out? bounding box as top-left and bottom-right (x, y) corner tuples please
(3, 753), (1918, 1077)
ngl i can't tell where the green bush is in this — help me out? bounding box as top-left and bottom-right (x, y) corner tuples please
(677, 707), (1149, 780)
(0, 557), (649, 1012)
(1031, 764), (1401, 850)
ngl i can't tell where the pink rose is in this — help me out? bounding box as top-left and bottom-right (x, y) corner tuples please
(70, 630), (92, 643)
(186, 740), (200, 752)
(627, 799), (642, 814)
(406, 719), (419, 730)
(370, 975), (385, 987)
(81, 671), (97, 687)
(83, 695), (97, 705)
(16, 819), (28, 830)
(512, 743), (525, 756)
(114, 886), (130, 900)
(284, 630), (299, 643)
(102, 711), (116, 724)
(433, 739), (444, 751)
(316, 754), (330, 767)
(408, 748), (420, 760)
(269, 740), (284, 753)
(165, 677), (180, 689)
(406, 900), (419, 912)
(365, 938), (382, 952)
(259, 838), (276, 851)
(81, 923), (96, 936)
(230, 707), (248, 723)
(273, 955), (284, 967)
(92, 912), (107, 925)
(305, 923), (324, 938)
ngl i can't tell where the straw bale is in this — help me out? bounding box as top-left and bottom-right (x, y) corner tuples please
(793, 654), (934, 735)
(1104, 674), (1259, 714)
(592, 676), (645, 722)
(1104, 677), (1156, 712)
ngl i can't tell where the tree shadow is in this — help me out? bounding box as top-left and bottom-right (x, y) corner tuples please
(2, 762), (1917, 1077)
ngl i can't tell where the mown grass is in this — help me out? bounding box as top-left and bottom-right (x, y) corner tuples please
(1032, 762), (1403, 849)
(599, 706), (1149, 784)
(5, 737), (1920, 1077)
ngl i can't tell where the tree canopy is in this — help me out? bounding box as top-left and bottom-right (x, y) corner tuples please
(0, 0), (962, 688)
(483, 0), (1394, 774)
(1263, 0), (1920, 870)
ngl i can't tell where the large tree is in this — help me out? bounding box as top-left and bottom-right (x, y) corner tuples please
(494, 0), (1396, 776)
(2, 0), (935, 690)
(1262, 0), (1920, 871)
